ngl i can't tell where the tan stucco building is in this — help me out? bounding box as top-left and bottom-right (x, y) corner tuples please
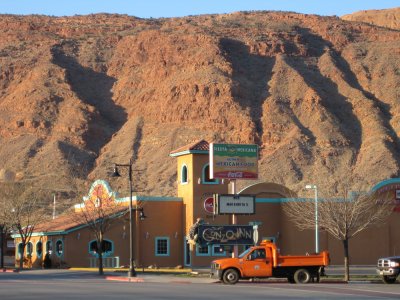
(13, 140), (400, 268)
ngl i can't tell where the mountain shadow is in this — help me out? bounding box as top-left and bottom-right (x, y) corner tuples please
(219, 38), (275, 146)
(51, 42), (127, 155)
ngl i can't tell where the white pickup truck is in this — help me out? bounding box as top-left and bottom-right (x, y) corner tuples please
(377, 256), (400, 284)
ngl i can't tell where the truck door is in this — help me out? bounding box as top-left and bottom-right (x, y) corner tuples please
(242, 248), (272, 277)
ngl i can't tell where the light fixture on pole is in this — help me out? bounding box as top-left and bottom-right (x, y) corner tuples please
(305, 184), (319, 254)
(111, 158), (145, 278)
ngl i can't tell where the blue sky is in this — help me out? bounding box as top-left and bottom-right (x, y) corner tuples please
(0, 1), (399, 18)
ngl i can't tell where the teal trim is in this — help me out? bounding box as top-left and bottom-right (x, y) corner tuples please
(169, 150), (208, 157)
(201, 164), (219, 185)
(26, 242), (33, 256)
(211, 244), (226, 256)
(117, 196), (183, 202)
(17, 243), (23, 259)
(256, 198), (310, 203)
(196, 244), (210, 256)
(88, 239), (114, 258)
(36, 241), (43, 259)
(84, 180), (117, 201)
(181, 164), (188, 184)
(371, 178), (400, 192)
(55, 239), (63, 257)
(155, 237), (170, 257)
(46, 240), (53, 255)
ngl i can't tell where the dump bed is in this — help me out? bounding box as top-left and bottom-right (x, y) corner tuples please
(260, 240), (330, 268)
(276, 251), (330, 267)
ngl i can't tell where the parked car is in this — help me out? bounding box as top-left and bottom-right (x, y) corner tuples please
(376, 256), (400, 284)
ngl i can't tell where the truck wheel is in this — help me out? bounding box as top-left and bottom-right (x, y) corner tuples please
(222, 268), (239, 284)
(294, 269), (311, 284)
(382, 276), (397, 284)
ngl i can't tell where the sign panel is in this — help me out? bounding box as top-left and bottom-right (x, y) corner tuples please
(217, 194), (255, 215)
(203, 197), (214, 214)
(209, 143), (258, 179)
(197, 225), (254, 245)
(396, 190), (400, 200)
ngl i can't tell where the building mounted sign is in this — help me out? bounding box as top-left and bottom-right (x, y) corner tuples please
(203, 197), (215, 214)
(217, 194), (255, 215)
(197, 225), (254, 245)
(209, 143), (258, 179)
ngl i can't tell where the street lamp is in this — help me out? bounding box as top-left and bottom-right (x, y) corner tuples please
(111, 158), (146, 277)
(305, 184), (319, 254)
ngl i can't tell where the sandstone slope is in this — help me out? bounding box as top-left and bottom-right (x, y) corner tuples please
(342, 7), (400, 30)
(0, 12), (399, 207)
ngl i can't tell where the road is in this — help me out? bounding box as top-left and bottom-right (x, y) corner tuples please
(0, 270), (399, 300)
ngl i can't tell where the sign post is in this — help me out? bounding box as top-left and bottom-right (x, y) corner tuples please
(209, 143), (259, 258)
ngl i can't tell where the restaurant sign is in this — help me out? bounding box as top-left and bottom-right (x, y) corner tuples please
(197, 225), (254, 245)
(209, 143), (258, 179)
(217, 194), (255, 215)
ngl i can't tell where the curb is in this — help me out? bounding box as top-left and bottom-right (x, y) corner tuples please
(1, 269), (19, 273)
(105, 276), (144, 283)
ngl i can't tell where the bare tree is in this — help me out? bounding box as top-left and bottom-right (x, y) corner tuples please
(283, 189), (394, 281)
(0, 181), (49, 269)
(71, 183), (125, 275)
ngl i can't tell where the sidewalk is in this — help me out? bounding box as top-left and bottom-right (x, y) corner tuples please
(105, 273), (217, 284)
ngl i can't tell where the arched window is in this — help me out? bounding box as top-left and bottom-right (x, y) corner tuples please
(17, 243), (24, 258)
(55, 240), (63, 257)
(46, 240), (53, 255)
(89, 240), (113, 257)
(181, 164), (188, 184)
(36, 241), (43, 258)
(26, 242), (33, 257)
(202, 164), (219, 184)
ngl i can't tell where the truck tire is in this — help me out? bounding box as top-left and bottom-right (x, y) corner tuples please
(294, 268), (311, 284)
(382, 275), (397, 284)
(222, 268), (239, 284)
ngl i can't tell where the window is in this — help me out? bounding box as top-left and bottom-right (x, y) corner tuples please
(196, 244), (210, 256)
(17, 243), (24, 258)
(89, 240), (113, 256)
(26, 242), (33, 256)
(211, 245), (226, 256)
(36, 241), (43, 258)
(155, 237), (170, 256)
(55, 240), (63, 257)
(46, 240), (53, 255)
(181, 165), (188, 184)
(202, 164), (219, 184)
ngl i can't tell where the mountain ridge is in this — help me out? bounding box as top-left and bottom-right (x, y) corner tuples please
(0, 9), (399, 206)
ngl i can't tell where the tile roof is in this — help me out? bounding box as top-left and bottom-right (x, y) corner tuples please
(169, 139), (210, 156)
(34, 214), (84, 233)
(33, 207), (128, 234)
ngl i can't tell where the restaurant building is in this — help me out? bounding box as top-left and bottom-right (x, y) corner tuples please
(13, 140), (400, 268)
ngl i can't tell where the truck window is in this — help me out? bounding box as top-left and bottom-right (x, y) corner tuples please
(250, 249), (266, 260)
(238, 248), (253, 258)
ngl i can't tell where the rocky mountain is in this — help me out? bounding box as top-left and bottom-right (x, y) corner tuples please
(342, 7), (400, 30)
(0, 10), (399, 206)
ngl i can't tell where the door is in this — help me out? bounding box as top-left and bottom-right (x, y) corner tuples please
(242, 248), (272, 277)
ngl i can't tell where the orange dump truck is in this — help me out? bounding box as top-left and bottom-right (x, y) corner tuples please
(210, 240), (330, 284)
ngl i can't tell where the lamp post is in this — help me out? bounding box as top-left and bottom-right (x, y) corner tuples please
(305, 184), (319, 254)
(111, 158), (138, 277)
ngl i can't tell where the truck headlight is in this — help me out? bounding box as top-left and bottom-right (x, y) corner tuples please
(389, 261), (399, 267)
(213, 263), (221, 270)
